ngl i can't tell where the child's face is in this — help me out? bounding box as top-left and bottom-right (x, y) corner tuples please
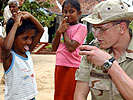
(62, 3), (81, 25)
(13, 29), (36, 54)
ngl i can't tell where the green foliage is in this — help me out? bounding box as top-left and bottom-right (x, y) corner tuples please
(0, 16), (4, 22)
(45, 44), (52, 49)
(0, 0), (56, 27)
(20, 0), (56, 27)
(85, 32), (95, 44)
(0, 0), (8, 21)
(129, 21), (133, 32)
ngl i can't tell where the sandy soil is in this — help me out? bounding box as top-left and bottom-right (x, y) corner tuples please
(0, 54), (91, 100)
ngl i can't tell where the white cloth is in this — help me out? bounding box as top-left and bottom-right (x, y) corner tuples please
(3, 5), (12, 23)
(40, 27), (49, 42)
(5, 50), (38, 100)
(3, 5), (12, 37)
(0, 23), (3, 37)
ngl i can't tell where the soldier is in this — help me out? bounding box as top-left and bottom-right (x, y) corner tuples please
(74, 0), (133, 100)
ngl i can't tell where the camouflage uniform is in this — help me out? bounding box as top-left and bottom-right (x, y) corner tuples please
(75, 38), (133, 100)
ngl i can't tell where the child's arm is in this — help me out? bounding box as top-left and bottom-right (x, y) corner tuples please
(63, 24), (87, 53)
(52, 17), (69, 51)
(2, 15), (21, 71)
(63, 33), (80, 53)
(0, 36), (3, 47)
(21, 11), (44, 51)
(52, 29), (62, 51)
(2, 15), (22, 60)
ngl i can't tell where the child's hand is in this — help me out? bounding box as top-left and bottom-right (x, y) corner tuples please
(13, 13), (23, 27)
(57, 17), (69, 34)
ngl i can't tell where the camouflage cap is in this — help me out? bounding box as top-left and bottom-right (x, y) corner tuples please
(81, 0), (133, 24)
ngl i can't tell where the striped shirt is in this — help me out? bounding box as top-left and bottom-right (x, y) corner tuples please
(5, 50), (38, 100)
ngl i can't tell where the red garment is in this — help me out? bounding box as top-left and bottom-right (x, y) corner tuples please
(54, 66), (78, 100)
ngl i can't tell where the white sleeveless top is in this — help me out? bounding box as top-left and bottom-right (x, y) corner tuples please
(5, 50), (38, 100)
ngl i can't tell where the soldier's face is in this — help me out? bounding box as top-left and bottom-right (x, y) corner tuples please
(93, 22), (121, 49)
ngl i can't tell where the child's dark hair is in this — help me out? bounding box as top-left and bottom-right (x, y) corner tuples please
(62, 0), (80, 12)
(6, 18), (37, 37)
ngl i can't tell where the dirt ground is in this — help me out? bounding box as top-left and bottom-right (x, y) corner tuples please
(0, 54), (91, 100)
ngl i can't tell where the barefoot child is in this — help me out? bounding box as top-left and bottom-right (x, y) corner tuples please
(2, 11), (44, 100)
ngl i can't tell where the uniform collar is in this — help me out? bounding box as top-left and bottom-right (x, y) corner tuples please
(127, 36), (133, 52)
(118, 37), (133, 63)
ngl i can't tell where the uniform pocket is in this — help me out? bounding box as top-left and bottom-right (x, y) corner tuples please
(89, 71), (111, 98)
(89, 71), (111, 90)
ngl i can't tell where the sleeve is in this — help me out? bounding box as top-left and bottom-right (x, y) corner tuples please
(124, 59), (133, 79)
(75, 55), (91, 82)
(72, 24), (87, 45)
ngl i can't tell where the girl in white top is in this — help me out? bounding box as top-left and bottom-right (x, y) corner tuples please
(2, 11), (44, 100)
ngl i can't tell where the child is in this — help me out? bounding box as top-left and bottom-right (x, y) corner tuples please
(2, 11), (44, 100)
(52, 0), (87, 100)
